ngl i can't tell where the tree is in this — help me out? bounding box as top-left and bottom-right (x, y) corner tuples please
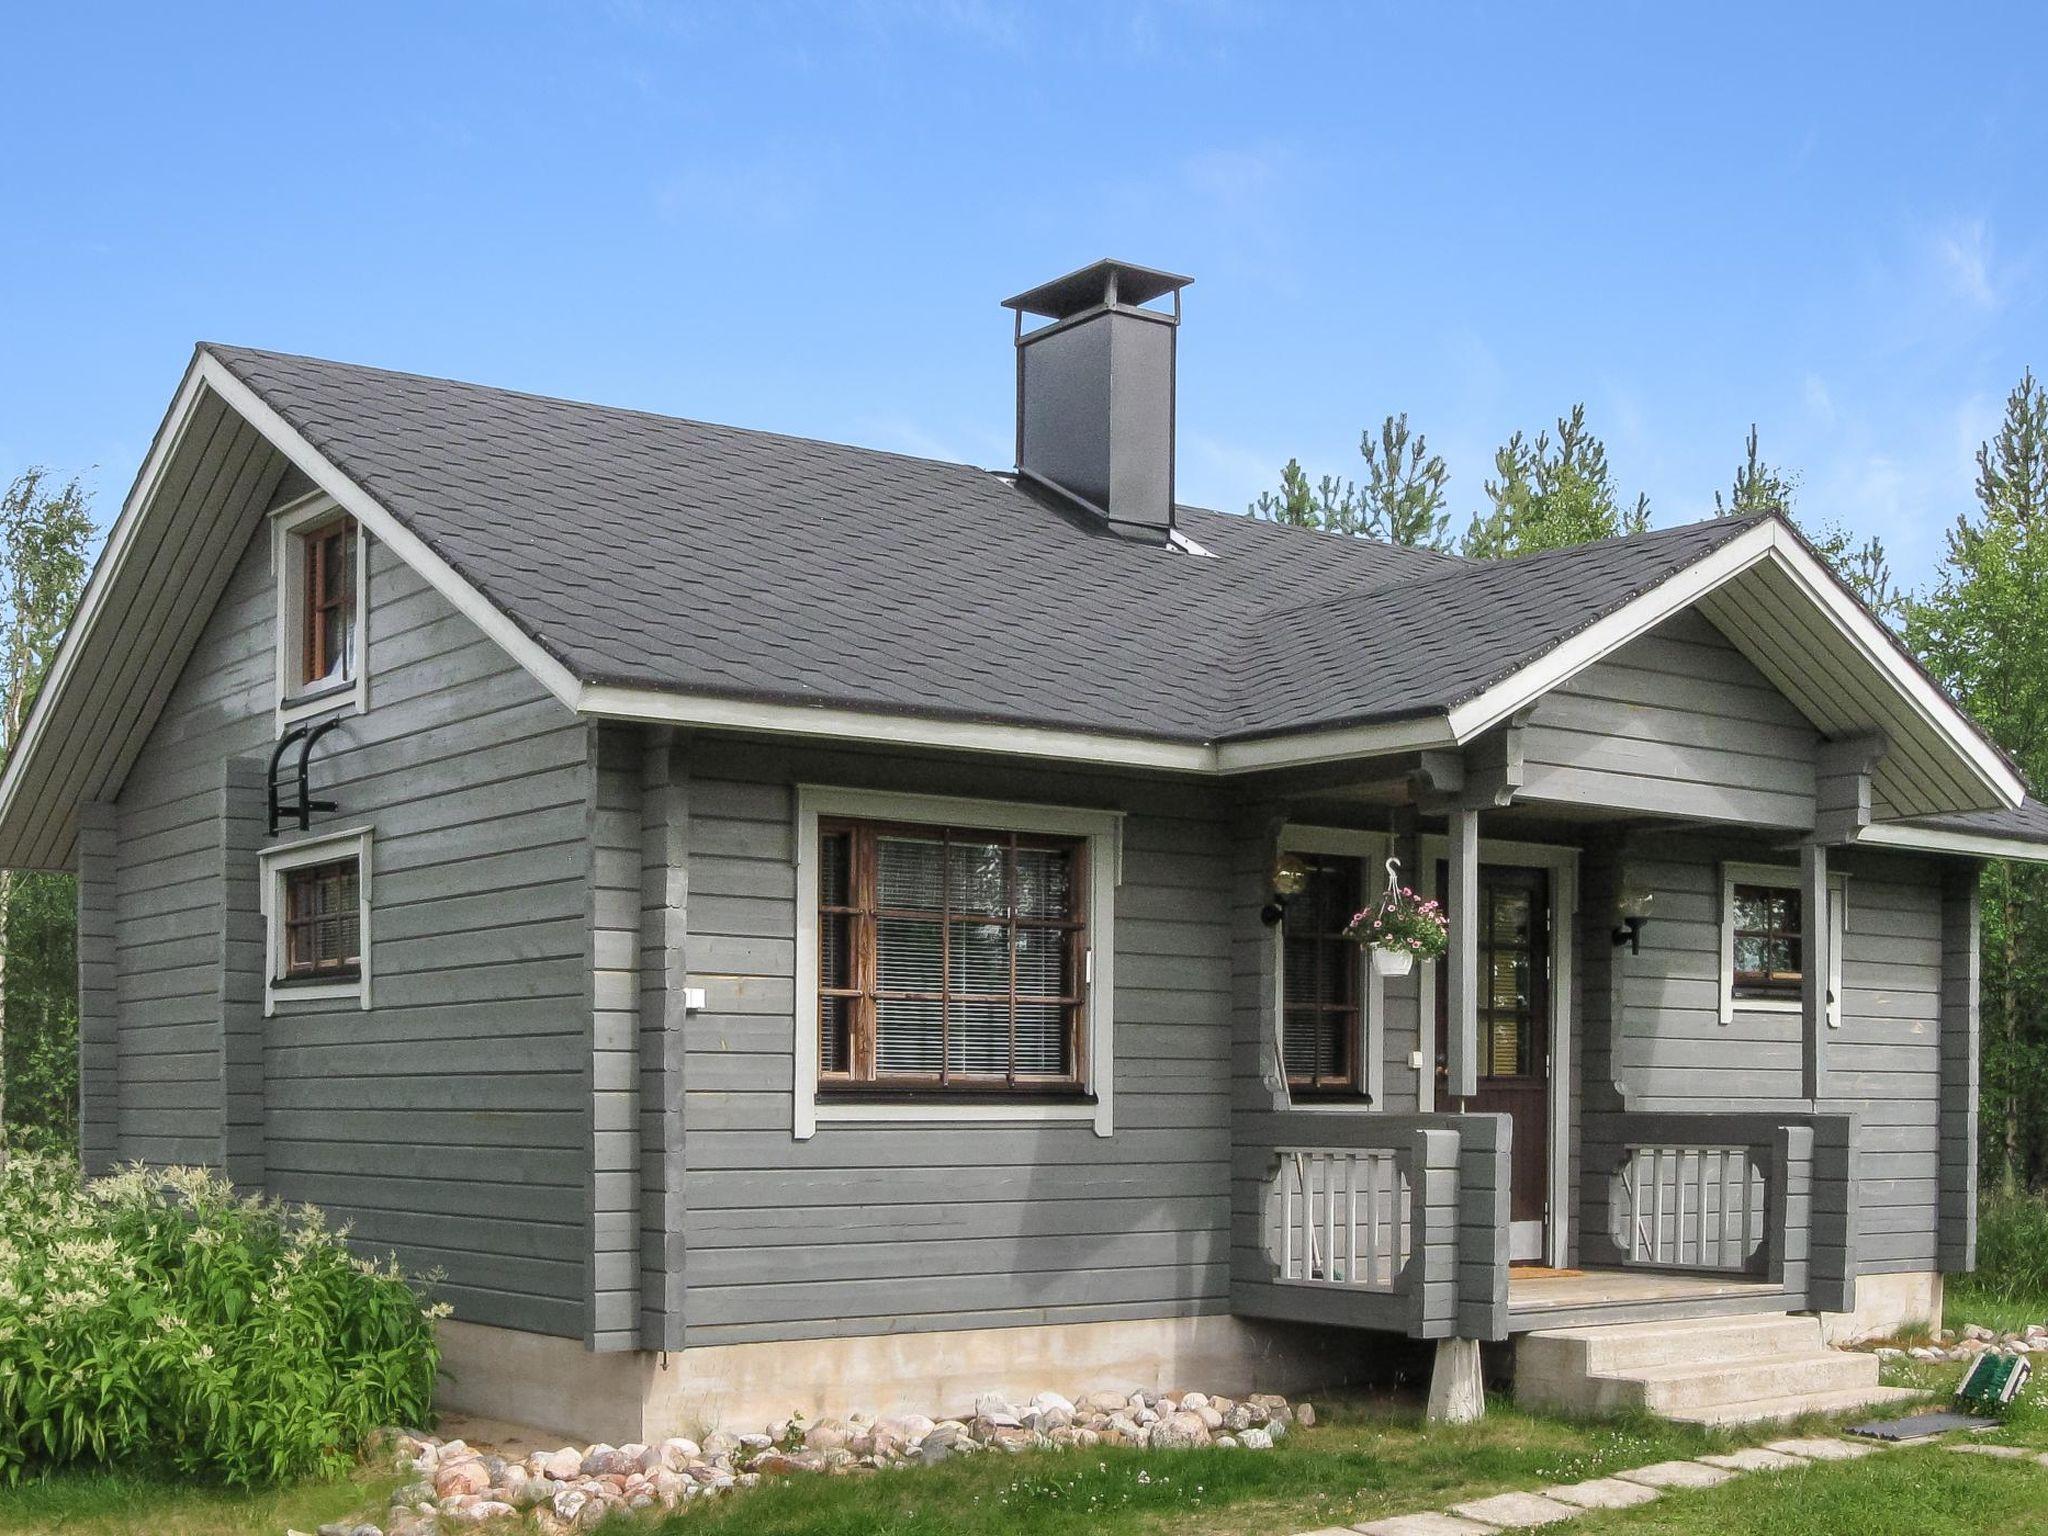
(1908, 369), (2048, 1188)
(1249, 414), (1453, 549)
(0, 469), (94, 1158)
(1460, 403), (1650, 558)
(1711, 424), (1903, 623)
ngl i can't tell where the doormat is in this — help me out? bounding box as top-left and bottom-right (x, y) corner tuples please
(1846, 1411), (1997, 1441)
(1509, 1267), (1586, 1279)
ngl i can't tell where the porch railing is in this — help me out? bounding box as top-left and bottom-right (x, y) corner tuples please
(1233, 1110), (1514, 1342)
(1583, 1110), (1858, 1311)
(1616, 1142), (1765, 1272)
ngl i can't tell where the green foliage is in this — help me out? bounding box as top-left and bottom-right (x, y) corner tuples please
(1713, 424), (1903, 621)
(1459, 403), (1649, 559)
(2, 873), (76, 1158)
(0, 1156), (442, 1487)
(1965, 1189), (2048, 1306)
(1910, 369), (2048, 1188)
(1250, 414), (1452, 548)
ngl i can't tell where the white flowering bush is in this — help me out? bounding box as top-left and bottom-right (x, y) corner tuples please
(0, 1155), (443, 1485)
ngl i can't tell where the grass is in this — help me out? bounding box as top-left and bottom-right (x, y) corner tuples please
(0, 1467), (395, 1535)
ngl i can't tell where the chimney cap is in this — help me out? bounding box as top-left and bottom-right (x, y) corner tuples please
(1002, 259), (1192, 321)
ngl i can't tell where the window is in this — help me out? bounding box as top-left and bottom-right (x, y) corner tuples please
(272, 493), (368, 726)
(1718, 861), (1844, 1026)
(1281, 854), (1361, 1093)
(262, 828), (372, 1013)
(1731, 883), (1802, 999)
(282, 858), (361, 980)
(794, 788), (1121, 1138)
(817, 819), (1086, 1089)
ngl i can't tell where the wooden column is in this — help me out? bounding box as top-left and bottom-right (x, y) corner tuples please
(1800, 841), (1830, 1104)
(1445, 807), (1480, 1102)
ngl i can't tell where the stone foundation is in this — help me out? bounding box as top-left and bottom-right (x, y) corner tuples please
(437, 1314), (1358, 1444)
(1817, 1270), (1943, 1344)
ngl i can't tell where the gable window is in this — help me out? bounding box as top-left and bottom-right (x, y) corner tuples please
(262, 827), (373, 1014)
(273, 493), (368, 726)
(1281, 853), (1361, 1093)
(795, 788), (1121, 1138)
(1718, 861), (1844, 1026)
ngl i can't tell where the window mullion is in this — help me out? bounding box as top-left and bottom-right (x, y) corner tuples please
(938, 829), (952, 1088)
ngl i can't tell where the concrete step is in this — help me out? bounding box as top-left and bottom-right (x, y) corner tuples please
(1664, 1383), (1922, 1427)
(1522, 1312), (1825, 1378)
(1622, 1350), (1879, 1414)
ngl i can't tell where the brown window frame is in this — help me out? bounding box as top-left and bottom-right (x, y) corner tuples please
(1731, 881), (1803, 999)
(298, 515), (358, 693)
(1280, 853), (1363, 1095)
(280, 855), (362, 983)
(816, 817), (1089, 1097)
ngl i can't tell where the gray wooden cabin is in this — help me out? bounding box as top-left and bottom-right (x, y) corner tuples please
(5, 260), (2043, 1437)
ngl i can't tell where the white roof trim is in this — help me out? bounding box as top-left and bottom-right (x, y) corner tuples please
(1858, 821), (2048, 863)
(1442, 519), (2025, 811)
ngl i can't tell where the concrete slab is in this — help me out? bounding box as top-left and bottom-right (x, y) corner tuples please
(1944, 1442), (2030, 1459)
(1614, 1460), (1736, 1489)
(1541, 1478), (1662, 1511)
(1351, 1515), (1500, 1536)
(1763, 1436), (1879, 1461)
(1699, 1447), (1806, 1472)
(1446, 1491), (1581, 1527)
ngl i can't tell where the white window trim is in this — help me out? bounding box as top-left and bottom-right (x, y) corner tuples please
(1718, 859), (1845, 1027)
(792, 785), (1123, 1140)
(272, 490), (369, 730)
(261, 825), (373, 1016)
(1272, 825), (1391, 1110)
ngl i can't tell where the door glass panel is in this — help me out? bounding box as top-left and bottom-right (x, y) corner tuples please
(1479, 884), (1537, 1078)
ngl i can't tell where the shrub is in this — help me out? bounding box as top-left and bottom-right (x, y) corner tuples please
(0, 1155), (443, 1485)
(1970, 1188), (2048, 1304)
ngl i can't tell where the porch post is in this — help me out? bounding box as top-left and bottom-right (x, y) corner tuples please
(1800, 841), (1829, 1104)
(1446, 807), (1480, 1102)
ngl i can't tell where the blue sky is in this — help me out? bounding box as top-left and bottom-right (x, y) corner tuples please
(3, 2), (2043, 589)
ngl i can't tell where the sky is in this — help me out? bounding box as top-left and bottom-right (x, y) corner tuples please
(3, 2), (2044, 591)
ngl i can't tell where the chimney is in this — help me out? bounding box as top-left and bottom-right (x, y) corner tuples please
(1002, 259), (1192, 540)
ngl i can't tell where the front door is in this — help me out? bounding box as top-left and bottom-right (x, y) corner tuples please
(1436, 864), (1552, 1263)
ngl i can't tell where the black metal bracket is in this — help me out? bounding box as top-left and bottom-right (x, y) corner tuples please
(267, 715), (342, 835)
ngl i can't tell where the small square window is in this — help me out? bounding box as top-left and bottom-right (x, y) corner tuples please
(1717, 862), (1844, 1026)
(263, 829), (372, 1014)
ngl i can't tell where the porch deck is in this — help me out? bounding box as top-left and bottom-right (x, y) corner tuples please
(1505, 1267), (1794, 1332)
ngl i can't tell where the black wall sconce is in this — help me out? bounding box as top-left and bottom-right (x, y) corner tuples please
(1261, 851), (1311, 926)
(1611, 882), (1654, 954)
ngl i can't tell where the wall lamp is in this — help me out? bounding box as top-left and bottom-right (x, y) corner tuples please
(1611, 882), (1654, 954)
(1261, 851), (1311, 926)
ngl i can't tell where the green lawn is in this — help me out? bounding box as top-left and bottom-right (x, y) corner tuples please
(1, 1283), (2041, 1536)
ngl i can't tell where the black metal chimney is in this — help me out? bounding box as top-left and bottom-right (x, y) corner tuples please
(1002, 259), (1192, 541)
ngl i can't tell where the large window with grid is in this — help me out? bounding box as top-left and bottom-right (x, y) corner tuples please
(815, 818), (1088, 1092)
(1280, 854), (1361, 1093)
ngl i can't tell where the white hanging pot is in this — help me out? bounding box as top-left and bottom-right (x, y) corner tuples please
(1371, 946), (1414, 978)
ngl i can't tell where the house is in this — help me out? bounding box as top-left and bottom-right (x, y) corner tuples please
(5, 259), (2044, 1437)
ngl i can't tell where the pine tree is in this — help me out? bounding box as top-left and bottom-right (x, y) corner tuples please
(1460, 404), (1649, 558)
(1908, 369), (2048, 1187)
(1249, 415), (1452, 549)
(1712, 424), (1902, 623)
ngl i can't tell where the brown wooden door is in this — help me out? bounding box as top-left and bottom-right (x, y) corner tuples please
(1436, 864), (1551, 1261)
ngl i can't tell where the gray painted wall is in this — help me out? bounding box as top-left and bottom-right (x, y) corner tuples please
(101, 502), (592, 1336)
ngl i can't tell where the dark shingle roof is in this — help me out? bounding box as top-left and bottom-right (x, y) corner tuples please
(1899, 796), (2048, 848)
(199, 344), (1770, 746)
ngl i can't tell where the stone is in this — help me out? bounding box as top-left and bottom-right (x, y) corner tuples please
(1699, 1448), (1806, 1472)
(804, 1418), (852, 1452)
(1541, 1479), (1661, 1511)
(1240, 1427), (1274, 1450)
(1224, 1403), (1259, 1432)
(1427, 1338), (1485, 1424)
(1194, 1406), (1224, 1430)
(432, 1460), (491, 1499)
(1297, 1401), (1317, 1427)
(1945, 1442), (2029, 1459)
(550, 1489), (588, 1525)
(974, 1391), (1022, 1424)
(1614, 1461), (1734, 1489)
(1180, 1391), (1209, 1411)
(660, 1437), (701, 1464)
(1077, 1389), (1131, 1415)
(1351, 1515), (1499, 1536)
(919, 1423), (966, 1465)
(1149, 1410), (1213, 1449)
(1763, 1437), (1878, 1462)
(1447, 1490), (1581, 1527)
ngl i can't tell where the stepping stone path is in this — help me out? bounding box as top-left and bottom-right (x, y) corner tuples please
(1945, 1442), (2030, 1459)
(1321, 1435), (1929, 1536)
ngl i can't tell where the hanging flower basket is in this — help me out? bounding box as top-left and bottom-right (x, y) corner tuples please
(1344, 860), (1448, 978)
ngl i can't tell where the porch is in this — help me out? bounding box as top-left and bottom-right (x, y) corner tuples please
(1230, 1108), (1859, 1342)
